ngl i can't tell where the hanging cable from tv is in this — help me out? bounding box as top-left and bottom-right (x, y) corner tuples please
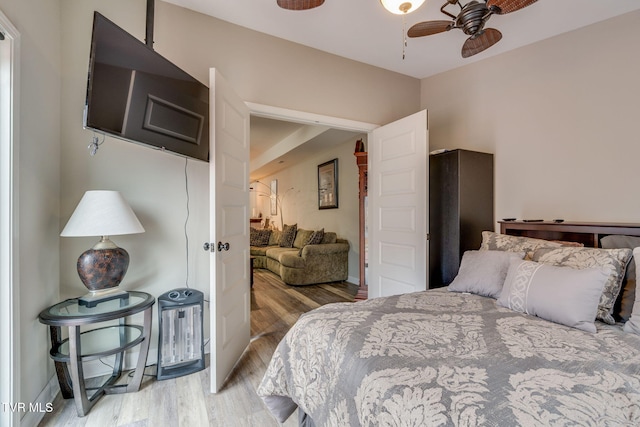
(183, 157), (190, 289)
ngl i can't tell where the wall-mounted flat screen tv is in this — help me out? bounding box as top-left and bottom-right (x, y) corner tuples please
(84, 12), (209, 162)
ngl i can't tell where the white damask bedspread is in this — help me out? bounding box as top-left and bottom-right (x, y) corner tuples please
(257, 288), (640, 426)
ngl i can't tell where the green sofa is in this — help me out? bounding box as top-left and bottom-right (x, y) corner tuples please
(250, 227), (349, 286)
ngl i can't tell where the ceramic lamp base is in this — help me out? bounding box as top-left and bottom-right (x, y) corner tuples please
(76, 237), (130, 307)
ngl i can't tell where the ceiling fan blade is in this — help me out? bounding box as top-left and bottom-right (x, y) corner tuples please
(461, 28), (502, 58)
(277, 0), (324, 11)
(486, 0), (538, 14)
(407, 21), (453, 38)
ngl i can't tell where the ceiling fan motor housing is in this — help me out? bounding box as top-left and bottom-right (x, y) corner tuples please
(456, 1), (490, 35)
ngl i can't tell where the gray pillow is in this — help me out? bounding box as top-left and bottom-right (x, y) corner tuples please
(449, 250), (525, 298)
(624, 247), (640, 335)
(600, 234), (640, 322)
(480, 231), (563, 259)
(532, 247), (632, 325)
(497, 259), (609, 333)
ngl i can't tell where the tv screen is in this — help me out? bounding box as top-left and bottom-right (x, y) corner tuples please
(84, 12), (209, 162)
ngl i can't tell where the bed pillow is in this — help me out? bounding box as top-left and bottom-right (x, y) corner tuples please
(480, 231), (563, 259)
(449, 250), (525, 298)
(623, 247), (640, 335)
(497, 259), (609, 333)
(601, 235), (640, 322)
(532, 247), (632, 325)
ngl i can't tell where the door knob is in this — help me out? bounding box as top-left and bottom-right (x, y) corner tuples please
(217, 242), (230, 252)
(203, 242), (212, 252)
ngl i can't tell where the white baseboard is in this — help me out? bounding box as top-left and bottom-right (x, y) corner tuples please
(347, 275), (359, 286)
(19, 376), (59, 427)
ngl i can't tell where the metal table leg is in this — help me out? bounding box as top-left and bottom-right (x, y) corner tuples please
(48, 326), (73, 399)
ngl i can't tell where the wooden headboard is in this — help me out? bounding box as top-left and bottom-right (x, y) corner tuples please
(499, 221), (640, 247)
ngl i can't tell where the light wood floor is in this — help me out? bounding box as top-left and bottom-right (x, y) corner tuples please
(38, 269), (358, 427)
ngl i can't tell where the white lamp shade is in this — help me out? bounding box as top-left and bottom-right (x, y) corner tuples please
(61, 191), (145, 237)
(380, 0), (426, 14)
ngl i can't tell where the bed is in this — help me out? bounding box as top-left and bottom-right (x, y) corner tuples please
(257, 221), (640, 426)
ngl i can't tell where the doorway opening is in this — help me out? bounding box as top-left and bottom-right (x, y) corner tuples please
(247, 103), (376, 290)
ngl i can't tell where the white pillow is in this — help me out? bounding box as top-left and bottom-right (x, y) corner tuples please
(497, 259), (609, 333)
(449, 250), (524, 298)
(623, 247), (640, 335)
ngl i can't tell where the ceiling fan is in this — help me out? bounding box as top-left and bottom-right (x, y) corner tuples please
(277, 0), (325, 11)
(407, 0), (538, 58)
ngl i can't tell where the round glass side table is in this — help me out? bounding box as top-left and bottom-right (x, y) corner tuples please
(38, 291), (155, 417)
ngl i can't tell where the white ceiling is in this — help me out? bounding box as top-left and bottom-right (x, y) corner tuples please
(163, 0), (640, 79)
(249, 116), (364, 180)
(161, 0), (640, 179)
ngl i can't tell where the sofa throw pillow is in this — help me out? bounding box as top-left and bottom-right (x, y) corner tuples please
(250, 228), (272, 247)
(293, 229), (314, 249)
(269, 229), (282, 246)
(449, 250), (525, 298)
(480, 231), (563, 259)
(298, 229), (326, 256)
(307, 228), (325, 245)
(623, 247), (640, 335)
(601, 235), (640, 322)
(321, 232), (337, 244)
(532, 247), (632, 325)
(497, 259), (608, 333)
(279, 223), (297, 248)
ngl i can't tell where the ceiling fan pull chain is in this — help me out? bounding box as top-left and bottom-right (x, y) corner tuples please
(402, 14), (407, 60)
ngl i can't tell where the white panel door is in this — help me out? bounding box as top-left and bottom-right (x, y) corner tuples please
(209, 69), (250, 393)
(368, 110), (428, 298)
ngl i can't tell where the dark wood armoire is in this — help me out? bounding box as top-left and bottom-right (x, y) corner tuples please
(429, 149), (494, 289)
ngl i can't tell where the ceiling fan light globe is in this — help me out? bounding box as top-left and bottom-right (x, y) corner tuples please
(380, 0), (426, 15)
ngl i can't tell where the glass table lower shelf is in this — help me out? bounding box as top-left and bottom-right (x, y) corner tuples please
(50, 325), (144, 362)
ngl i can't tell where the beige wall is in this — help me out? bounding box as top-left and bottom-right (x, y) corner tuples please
(421, 10), (640, 225)
(152, 5), (420, 126)
(0, 0), (61, 420)
(253, 136), (365, 283)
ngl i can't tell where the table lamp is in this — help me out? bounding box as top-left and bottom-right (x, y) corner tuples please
(61, 191), (145, 307)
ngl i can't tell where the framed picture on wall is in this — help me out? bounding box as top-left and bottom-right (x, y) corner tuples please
(318, 159), (338, 209)
(270, 179), (278, 216)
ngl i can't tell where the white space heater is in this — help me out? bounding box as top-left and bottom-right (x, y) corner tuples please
(157, 288), (205, 380)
